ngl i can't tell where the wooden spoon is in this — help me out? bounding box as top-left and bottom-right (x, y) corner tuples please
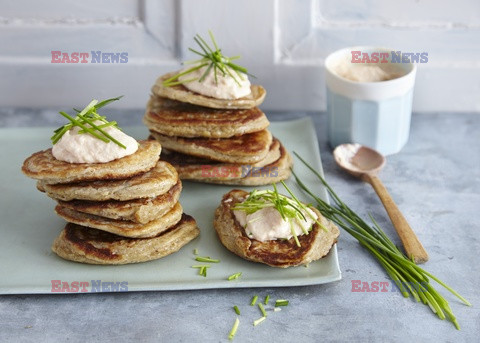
(333, 143), (429, 264)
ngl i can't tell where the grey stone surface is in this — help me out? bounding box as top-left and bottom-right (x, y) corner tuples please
(0, 109), (478, 342)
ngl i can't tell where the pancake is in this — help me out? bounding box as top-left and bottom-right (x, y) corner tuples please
(143, 96), (269, 138)
(22, 140), (161, 185)
(55, 201), (183, 238)
(40, 161), (178, 202)
(160, 138), (280, 166)
(57, 181), (182, 224)
(161, 139), (293, 186)
(51, 214), (200, 265)
(214, 190), (340, 267)
(150, 129), (272, 164)
(152, 72), (266, 109)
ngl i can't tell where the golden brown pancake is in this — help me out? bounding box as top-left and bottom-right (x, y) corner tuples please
(152, 72), (266, 109)
(150, 129), (272, 164)
(143, 96), (269, 138)
(39, 161), (178, 202)
(57, 181), (182, 224)
(51, 214), (200, 265)
(55, 202), (183, 238)
(22, 140), (161, 184)
(160, 138), (281, 168)
(161, 139), (293, 186)
(214, 190), (340, 267)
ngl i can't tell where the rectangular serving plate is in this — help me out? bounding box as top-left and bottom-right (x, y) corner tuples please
(0, 117), (341, 294)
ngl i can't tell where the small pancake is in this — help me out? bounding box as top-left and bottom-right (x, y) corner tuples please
(55, 201), (183, 238)
(40, 161), (178, 202)
(214, 190), (340, 267)
(22, 140), (161, 185)
(143, 96), (269, 138)
(150, 129), (272, 164)
(161, 138), (293, 185)
(51, 214), (200, 265)
(152, 72), (266, 109)
(57, 181), (182, 224)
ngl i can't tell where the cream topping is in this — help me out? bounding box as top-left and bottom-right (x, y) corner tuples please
(334, 63), (404, 82)
(52, 122), (138, 163)
(178, 64), (251, 99)
(233, 206), (317, 242)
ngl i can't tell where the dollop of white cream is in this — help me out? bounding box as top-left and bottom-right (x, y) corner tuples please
(178, 64), (251, 99)
(233, 206), (318, 242)
(334, 63), (403, 82)
(52, 122), (138, 163)
(334, 143), (361, 171)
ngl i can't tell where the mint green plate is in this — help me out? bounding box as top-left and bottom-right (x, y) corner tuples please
(0, 118), (340, 294)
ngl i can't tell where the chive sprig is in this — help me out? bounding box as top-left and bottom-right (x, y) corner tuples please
(232, 182), (326, 247)
(163, 31), (253, 87)
(51, 96), (125, 149)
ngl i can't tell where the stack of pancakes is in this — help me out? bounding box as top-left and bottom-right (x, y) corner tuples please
(22, 140), (200, 265)
(143, 73), (293, 185)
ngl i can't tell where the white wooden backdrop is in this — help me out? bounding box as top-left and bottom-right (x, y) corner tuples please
(1, 0), (479, 112)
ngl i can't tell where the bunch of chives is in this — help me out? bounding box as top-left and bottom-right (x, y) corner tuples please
(292, 152), (471, 330)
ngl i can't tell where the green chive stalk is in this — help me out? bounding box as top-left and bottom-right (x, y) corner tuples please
(275, 300), (289, 307)
(293, 152), (471, 330)
(258, 303), (267, 317)
(195, 256), (220, 263)
(253, 317), (266, 326)
(228, 272), (242, 281)
(228, 318), (239, 340)
(163, 31), (254, 88)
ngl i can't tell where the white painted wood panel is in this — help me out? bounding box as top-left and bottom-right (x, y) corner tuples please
(0, 0), (479, 111)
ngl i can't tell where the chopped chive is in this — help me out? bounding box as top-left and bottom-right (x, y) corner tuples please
(258, 303), (267, 317)
(193, 248), (198, 255)
(253, 317), (266, 326)
(228, 272), (242, 281)
(195, 256), (220, 263)
(250, 295), (258, 306)
(264, 295), (270, 305)
(233, 306), (240, 315)
(200, 266), (207, 277)
(232, 185), (318, 247)
(79, 114), (127, 149)
(275, 300), (289, 307)
(228, 317), (239, 340)
(191, 265), (211, 269)
(94, 95), (123, 110)
(52, 96), (125, 148)
(289, 219), (301, 247)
